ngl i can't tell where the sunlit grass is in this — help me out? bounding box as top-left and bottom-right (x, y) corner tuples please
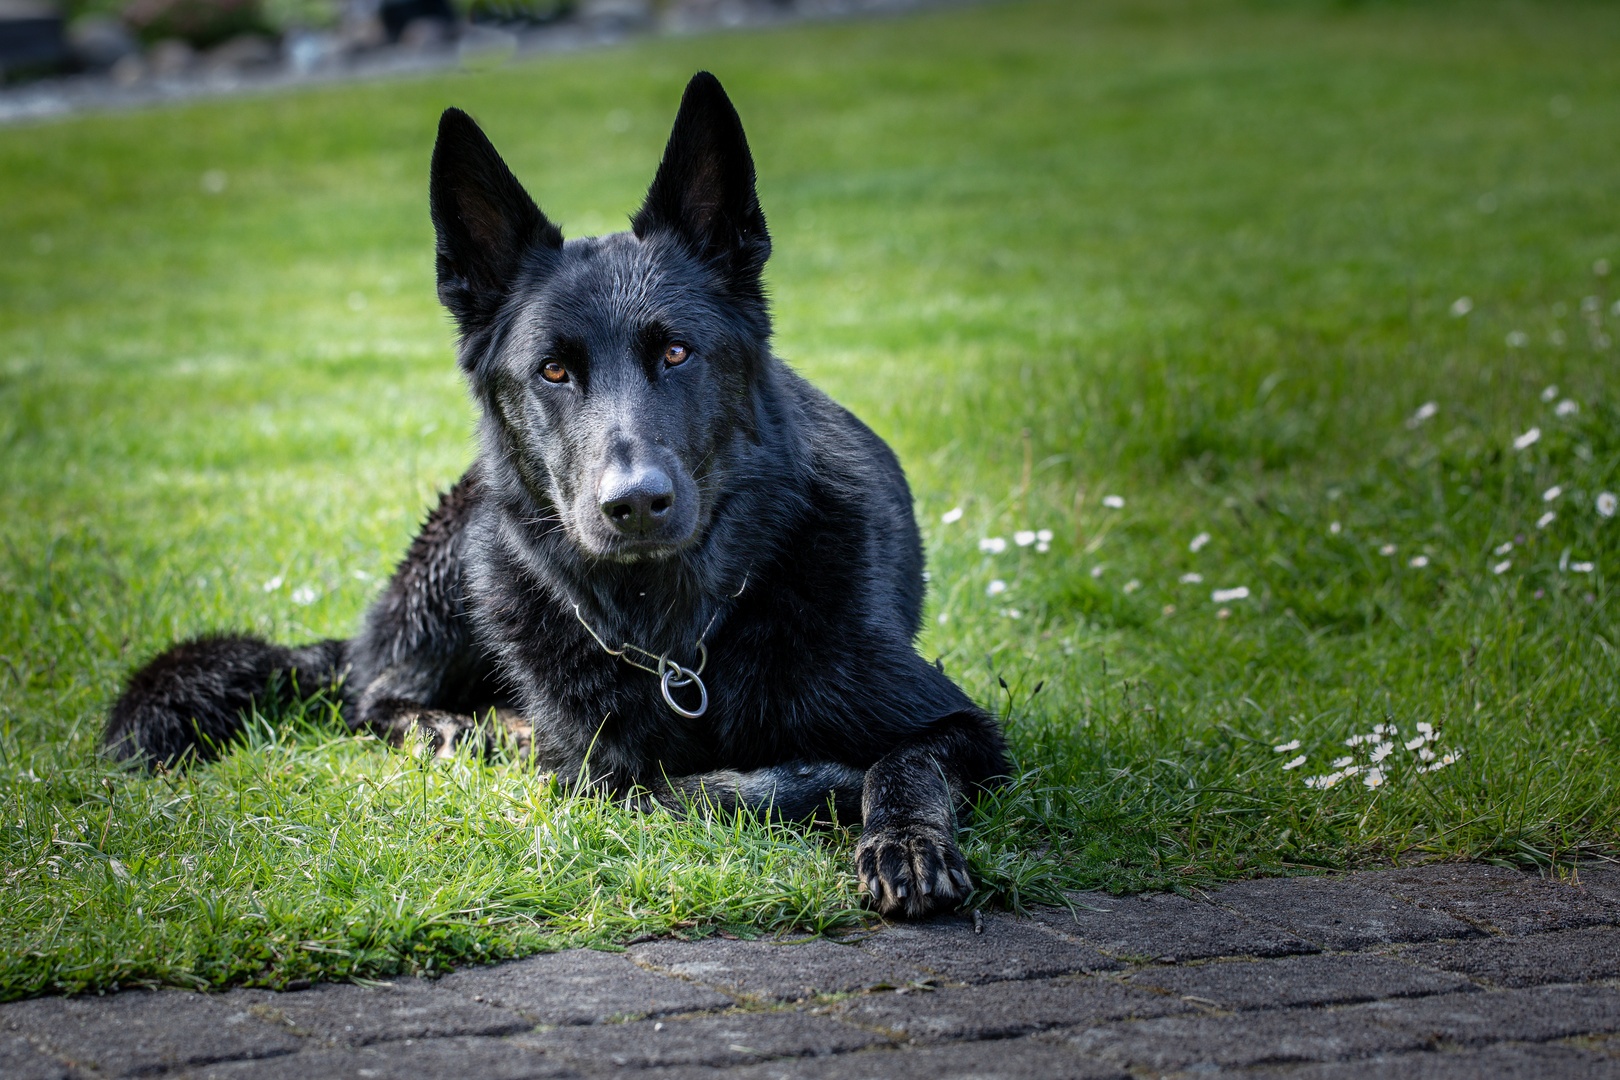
(2, 0), (1618, 998)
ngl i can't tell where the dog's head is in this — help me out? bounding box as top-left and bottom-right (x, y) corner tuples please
(430, 73), (773, 562)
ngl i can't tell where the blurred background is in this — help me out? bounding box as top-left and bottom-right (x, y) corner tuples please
(0, 0), (894, 90)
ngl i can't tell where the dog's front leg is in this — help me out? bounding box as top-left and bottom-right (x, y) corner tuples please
(855, 709), (1001, 919)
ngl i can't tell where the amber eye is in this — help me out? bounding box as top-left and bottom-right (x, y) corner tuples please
(663, 343), (690, 367)
(541, 361), (568, 384)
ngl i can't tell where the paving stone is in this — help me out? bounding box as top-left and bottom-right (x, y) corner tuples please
(1030, 891), (1318, 962)
(0, 989), (301, 1076)
(1400, 925), (1620, 988)
(1055, 1005), (1430, 1071)
(1122, 953), (1475, 1011)
(515, 1010), (888, 1069)
(1059, 986), (1620, 1072)
(438, 948), (732, 1023)
(177, 1036), (572, 1079)
(855, 913), (1120, 985)
(834, 975), (1192, 1042)
(629, 938), (927, 1001)
(1572, 863), (1620, 905)
(1279, 1042), (1620, 1078)
(1352, 864), (1620, 936)
(660, 1037), (1129, 1079)
(244, 977), (532, 1046)
(0, 1035), (80, 1080)
(1209, 875), (1483, 950)
(1360, 984), (1620, 1045)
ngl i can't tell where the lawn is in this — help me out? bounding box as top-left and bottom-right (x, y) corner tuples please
(2, 0), (1618, 999)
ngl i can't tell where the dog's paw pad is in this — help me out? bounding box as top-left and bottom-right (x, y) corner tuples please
(854, 823), (971, 919)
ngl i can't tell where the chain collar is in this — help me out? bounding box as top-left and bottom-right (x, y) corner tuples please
(569, 572), (748, 720)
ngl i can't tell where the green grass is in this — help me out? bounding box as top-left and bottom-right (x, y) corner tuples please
(3, 0), (1619, 999)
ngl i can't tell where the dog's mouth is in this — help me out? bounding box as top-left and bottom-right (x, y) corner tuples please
(588, 532), (692, 563)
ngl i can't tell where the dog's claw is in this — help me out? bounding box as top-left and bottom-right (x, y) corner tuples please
(854, 821), (968, 919)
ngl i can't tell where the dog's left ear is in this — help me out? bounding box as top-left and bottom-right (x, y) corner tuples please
(431, 108), (563, 331)
(633, 72), (771, 292)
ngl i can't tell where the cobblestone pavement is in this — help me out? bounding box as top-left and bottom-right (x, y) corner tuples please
(7, 863), (1620, 1078)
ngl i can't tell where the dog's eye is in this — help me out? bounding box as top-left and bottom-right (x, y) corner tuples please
(663, 343), (690, 367)
(541, 362), (568, 384)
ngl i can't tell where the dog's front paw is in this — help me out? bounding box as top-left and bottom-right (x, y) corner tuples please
(854, 821), (972, 919)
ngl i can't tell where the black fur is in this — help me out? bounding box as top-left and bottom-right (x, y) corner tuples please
(105, 72), (1009, 917)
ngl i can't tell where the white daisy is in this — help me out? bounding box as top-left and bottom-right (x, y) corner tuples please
(1282, 755), (1307, 771)
(1211, 586), (1250, 603)
(986, 579), (1007, 596)
(1408, 401), (1439, 428)
(1513, 428), (1541, 451)
(941, 506), (964, 524)
(1274, 739), (1301, 753)
(1180, 572), (1203, 584)
(1597, 492), (1617, 518)
(979, 537), (1007, 554)
(1189, 532), (1210, 552)
(1102, 495), (1125, 509)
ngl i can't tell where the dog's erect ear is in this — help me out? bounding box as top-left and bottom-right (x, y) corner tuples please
(633, 72), (771, 289)
(430, 108), (562, 327)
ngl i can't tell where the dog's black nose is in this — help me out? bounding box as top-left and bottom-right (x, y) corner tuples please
(598, 463), (676, 536)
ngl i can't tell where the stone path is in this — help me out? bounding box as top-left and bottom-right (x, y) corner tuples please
(7, 863), (1620, 1078)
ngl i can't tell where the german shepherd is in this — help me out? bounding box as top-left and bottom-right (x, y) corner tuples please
(105, 73), (1008, 918)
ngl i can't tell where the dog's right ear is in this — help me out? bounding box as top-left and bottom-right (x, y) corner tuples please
(430, 108), (562, 329)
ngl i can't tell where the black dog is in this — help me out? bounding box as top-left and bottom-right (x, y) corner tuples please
(105, 73), (1008, 917)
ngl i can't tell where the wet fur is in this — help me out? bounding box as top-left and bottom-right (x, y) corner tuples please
(105, 73), (1009, 917)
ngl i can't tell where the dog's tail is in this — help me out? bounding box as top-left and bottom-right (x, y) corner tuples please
(104, 634), (349, 768)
